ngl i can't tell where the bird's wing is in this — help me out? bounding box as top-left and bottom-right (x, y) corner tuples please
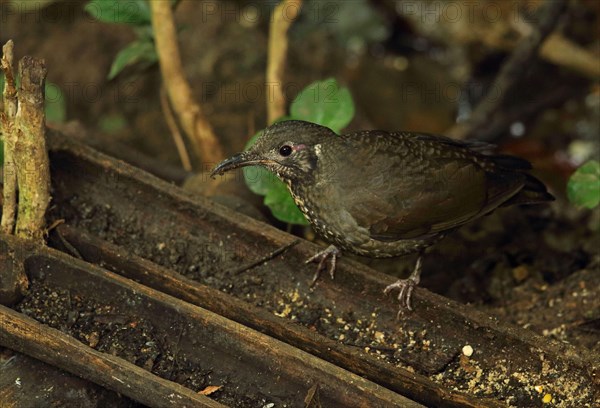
(335, 133), (524, 241)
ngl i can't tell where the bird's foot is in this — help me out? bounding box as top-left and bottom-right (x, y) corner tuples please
(384, 256), (423, 317)
(305, 245), (340, 286)
(383, 277), (419, 315)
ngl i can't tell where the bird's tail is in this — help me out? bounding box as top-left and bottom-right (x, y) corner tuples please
(501, 173), (555, 206)
(485, 153), (555, 206)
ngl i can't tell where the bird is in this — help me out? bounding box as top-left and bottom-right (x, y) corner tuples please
(211, 120), (554, 313)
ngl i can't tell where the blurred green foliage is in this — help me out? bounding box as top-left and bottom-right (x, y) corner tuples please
(99, 112), (128, 133)
(567, 160), (600, 209)
(243, 78), (355, 225)
(84, 0), (174, 80)
(45, 82), (67, 123)
(85, 0), (152, 25)
(293, 0), (388, 51)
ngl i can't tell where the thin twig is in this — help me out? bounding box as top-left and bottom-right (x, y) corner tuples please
(344, 343), (397, 354)
(540, 33), (600, 79)
(1, 41), (17, 119)
(229, 239), (300, 275)
(467, 83), (583, 144)
(54, 228), (84, 260)
(160, 86), (192, 171)
(266, 0), (303, 124)
(510, 11), (600, 80)
(304, 383), (321, 408)
(1, 40), (17, 234)
(447, 0), (567, 141)
(150, 1), (224, 166)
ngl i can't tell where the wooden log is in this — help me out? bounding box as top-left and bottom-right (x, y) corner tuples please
(54, 223), (503, 408)
(0, 305), (226, 408)
(0, 349), (135, 407)
(1, 233), (423, 407)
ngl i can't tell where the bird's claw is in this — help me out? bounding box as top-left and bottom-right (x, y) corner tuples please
(305, 245), (339, 286)
(384, 275), (419, 317)
(384, 256), (423, 317)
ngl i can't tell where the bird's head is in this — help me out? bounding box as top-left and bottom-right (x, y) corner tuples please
(211, 120), (335, 182)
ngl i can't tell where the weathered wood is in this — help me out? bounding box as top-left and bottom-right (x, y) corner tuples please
(0, 239), (28, 305)
(0, 304), (225, 408)
(55, 223), (502, 408)
(0, 349), (134, 408)
(1, 40), (18, 235)
(14, 56), (51, 242)
(1, 234), (423, 408)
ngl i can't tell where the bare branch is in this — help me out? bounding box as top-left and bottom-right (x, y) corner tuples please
(1, 40), (17, 235)
(14, 56), (51, 242)
(160, 86), (192, 171)
(266, 0), (303, 124)
(150, 1), (224, 166)
(447, 0), (568, 141)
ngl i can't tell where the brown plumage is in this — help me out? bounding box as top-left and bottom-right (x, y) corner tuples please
(212, 120), (554, 312)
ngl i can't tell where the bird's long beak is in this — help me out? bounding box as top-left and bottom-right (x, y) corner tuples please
(210, 152), (266, 178)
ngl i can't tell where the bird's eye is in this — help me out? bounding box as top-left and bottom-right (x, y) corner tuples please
(279, 145), (292, 157)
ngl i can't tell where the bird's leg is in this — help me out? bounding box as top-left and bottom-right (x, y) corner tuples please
(305, 244), (340, 286)
(384, 255), (423, 315)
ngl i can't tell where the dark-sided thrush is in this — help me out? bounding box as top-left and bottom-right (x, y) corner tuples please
(211, 120), (554, 313)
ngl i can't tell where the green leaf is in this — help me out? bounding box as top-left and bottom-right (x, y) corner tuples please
(243, 166), (274, 195)
(264, 181), (309, 225)
(242, 131), (269, 195)
(85, 0), (151, 26)
(45, 82), (66, 123)
(108, 39), (157, 80)
(243, 165), (309, 225)
(568, 160), (600, 209)
(290, 78), (354, 133)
